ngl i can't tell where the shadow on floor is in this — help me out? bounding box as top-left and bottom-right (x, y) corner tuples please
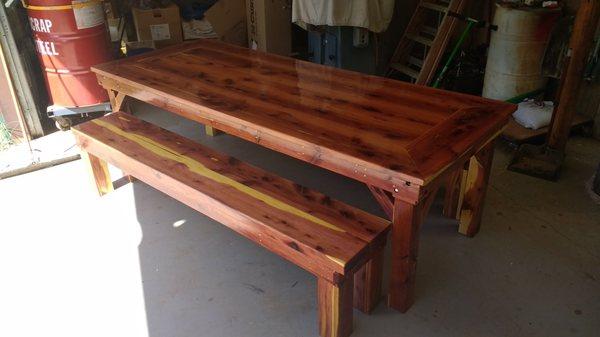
(127, 104), (600, 337)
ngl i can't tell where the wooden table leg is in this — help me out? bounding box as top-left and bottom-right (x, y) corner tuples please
(388, 198), (423, 312)
(442, 166), (467, 219)
(388, 186), (438, 312)
(458, 141), (495, 237)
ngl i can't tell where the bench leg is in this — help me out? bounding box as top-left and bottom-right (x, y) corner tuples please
(353, 248), (384, 314)
(458, 141), (495, 237)
(318, 277), (353, 337)
(81, 151), (113, 196)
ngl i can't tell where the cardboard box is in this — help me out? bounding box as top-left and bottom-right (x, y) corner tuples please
(246, 0), (291, 56)
(204, 0), (247, 46)
(182, 0), (247, 47)
(132, 4), (183, 48)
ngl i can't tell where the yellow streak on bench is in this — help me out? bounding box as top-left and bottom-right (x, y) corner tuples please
(92, 119), (348, 239)
(331, 286), (339, 337)
(325, 255), (345, 267)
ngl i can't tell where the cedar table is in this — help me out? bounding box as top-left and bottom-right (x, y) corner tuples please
(92, 39), (516, 313)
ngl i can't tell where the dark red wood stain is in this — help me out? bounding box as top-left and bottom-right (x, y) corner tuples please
(92, 39), (515, 200)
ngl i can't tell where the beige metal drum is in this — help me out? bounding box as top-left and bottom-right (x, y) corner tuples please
(482, 4), (560, 100)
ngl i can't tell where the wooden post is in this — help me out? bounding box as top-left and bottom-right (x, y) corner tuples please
(442, 166), (467, 219)
(81, 151), (113, 196)
(387, 185), (439, 312)
(547, 0), (600, 151)
(388, 199), (423, 312)
(458, 141), (495, 236)
(353, 247), (384, 314)
(318, 277), (353, 337)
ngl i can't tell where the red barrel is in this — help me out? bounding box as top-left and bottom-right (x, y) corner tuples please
(25, 0), (112, 107)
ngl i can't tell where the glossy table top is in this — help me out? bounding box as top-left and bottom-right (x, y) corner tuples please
(92, 39), (515, 197)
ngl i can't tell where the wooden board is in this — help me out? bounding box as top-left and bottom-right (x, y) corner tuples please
(502, 114), (592, 144)
(72, 112), (390, 283)
(92, 39), (516, 204)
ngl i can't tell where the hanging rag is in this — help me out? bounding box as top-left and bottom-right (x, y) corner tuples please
(292, 0), (395, 33)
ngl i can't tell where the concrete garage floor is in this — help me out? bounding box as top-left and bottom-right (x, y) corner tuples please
(1, 104), (599, 337)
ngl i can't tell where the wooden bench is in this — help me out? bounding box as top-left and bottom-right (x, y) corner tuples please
(72, 112), (390, 337)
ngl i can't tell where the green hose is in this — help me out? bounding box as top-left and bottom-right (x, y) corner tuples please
(432, 20), (477, 89)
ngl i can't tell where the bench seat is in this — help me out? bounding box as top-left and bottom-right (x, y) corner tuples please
(73, 112), (390, 337)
